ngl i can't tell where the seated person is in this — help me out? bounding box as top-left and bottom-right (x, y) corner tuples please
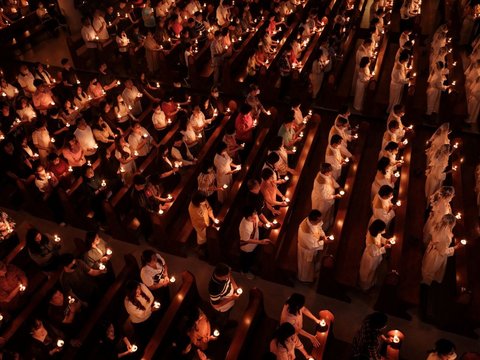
(26, 227), (61, 269)
(48, 288), (82, 336)
(23, 318), (65, 359)
(140, 249), (170, 305)
(95, 322), (137, 359)
(46, 153), (69, 180)
(156, 144), (181, 193)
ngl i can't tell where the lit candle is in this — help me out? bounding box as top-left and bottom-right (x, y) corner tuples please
(299, 131), (304, 138)
(50, 137), (55, 143)
(214, 218), (220, 224)
(134, 150), (139, 156)
(453, 142), (459, 149)
(167, 194), (173, 200)
(68, 296), (75, 304)
(328, 235), (334, 240)
(452, 165), (457, 171)
(153, 301), (161, 309)
(344, 157), (350, 163)
(265, 223), (271, 228)
(223, 184), (228, 189)
(87, 160), (92, 166)
(408, 125), (414, 130)
(394, 171), (400, 178)
(285, 197), (290, 203)
(99, 263), (106, 270)
(66, 123), (70, 128)
(460, 239), (467, 245)
(319, 319), (327, 327)
(93, 143), (98, 149)
(197, 133), (203, 139)
(68, 166), (73, 172)
(236, 288), (243, 295)
(169, 276), (176, 283)
(396, 200), (401, 206)
(158, 209), (164, 215)
(236, 165), (242, 171)
(455, 212), (462, 220)
(267, 110), (271, 115)
(57, 339), (64, 348)
(213, 329), (220, 337)
(273, 220), (278, 225)
(167, 118), (172, 124)
(284, 176), (289, 181)
(390, 236), (396, 245)
(392, 335), (400, 344)
(54, 234), (61, 242)
(19, 283), (26, 292)
(292, 146), (297, 153)
(339, 190), (345, 196)
(106, 248), (113, 255)
(120, 167), (126, 173)
(354, 133), (359, 139)
(131, 345), (138, 352)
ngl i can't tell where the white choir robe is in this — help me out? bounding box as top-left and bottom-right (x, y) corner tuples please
(325, 145), (343, 180)
(214, 153), (233, 203)
(426, 133), (450, 165)
(311, 172), (339, 230)
(425, 157), (448, 199)
(421, 230), (455, 285)
(353, 67), (372, 111)
(386, 112), (406, 138)
(297, 218), (325, 282)
(369, 194), (395, 229)
(381, 128), (402, 152)
(359, 233), (386, 290)
(328, 125), (353, 158)
(423, 200), (451, 244)
(467, 80), (480, 124)
(388, 62), (409, 113)
(352, 45), (373, 93)
(426, 70), (447, 115)
(371, 169), (393, 200)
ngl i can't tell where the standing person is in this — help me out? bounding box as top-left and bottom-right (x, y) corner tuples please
(280, 293), (321, 348)
(426, 339), (457, 360)
(297, 210), (327, 282)
(371, 157), (395, 200)
(353, 57), (373, 112)
(359, 219), (391, 291)
(144, 32), (163, 74)
(352, 39), (373, 94)
(208, 263), (240, 328)
(426, 62), (449, 117)
(188, 191), (216, 255)
(278, 46), (293, 100)
(211, 31), (226, 85)
(352, 312), (389, 360)
(425, 144), (450, 200)
(388, 53), (410, 113)
(142, 0), (156, 29)
(422, 214), (461, 285)
(309, 47), (331, 99)
(269, 323), (313, 360)
(311, 163), (341, 230)
(370, 185), (396, 229)
(238, 206), (271, 279)
(214, 142), (240, 203)
(140, 249), (170, 306)
(325, 135), (346, 180)
(423, 186), (454, 245)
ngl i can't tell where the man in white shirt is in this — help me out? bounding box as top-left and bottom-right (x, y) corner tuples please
(128, 123), (153, 159)
(74, 118), (97, 156)
(17, 65), (37, 95)
(352, 39), (373, 94)
(297, 210), (326, 282)
(93, 10), (110, 41)
(239, 206), (271, 279)
(210, 31), (226, 85)
(216, 0), (231, 27)
(122, 79), (142, 116)
(81, 17), (100, 67)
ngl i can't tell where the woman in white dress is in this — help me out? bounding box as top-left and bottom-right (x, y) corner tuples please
(425, 144), (450, 200)
(426, 61), (449, 116)
(421, 214), (460, 285)
(213, 142), (239, 203)
(325, 134), (345, 180)
(426, 123), (450, 164)
(311, 163), (341, 230)
(353, 57), (373, 112)
(369, 185), (396, 229)
(388, 53), (410, 113)
(371, 157), (395, 200)
(423, 186), (454, 245)
(359, 219), (391, 291)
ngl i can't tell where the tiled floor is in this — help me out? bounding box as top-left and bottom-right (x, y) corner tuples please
(3, 207), (480, 360)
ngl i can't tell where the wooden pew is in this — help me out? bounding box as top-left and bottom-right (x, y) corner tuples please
(374, 145), (412, 319)
(316, 122), (369, 301)
(259, 114), (322, 284)
(141, 271), (198, 360)
(312, 310), (335, 360)
(188, 39), (213, 88)
(62, 254), (139, 359)
(368, 33), (390, 92)
(225, 288), (265, 360)
(205, 111), (275, 265)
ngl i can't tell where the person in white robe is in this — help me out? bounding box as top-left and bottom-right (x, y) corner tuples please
(359, 219), (391, 291)
(381, 120), (404, 150)
(352, 39), (373, 94)
(325, 135), (346, 180)
(311, 163), (341, 230)
(423, 186), (454, 245)
(426, 123), (450, 164)
(388, 53), (411, 113)
(421, 214), (461, 285)
(328, 115), (353, 158)
(297, 210), (327, 282)
(425, 144), (450, 199)
(387, 104), (407, 138)
(426, 61), (449, 116)
(213, 142), (240, 203)
(353, 57), (373, 112)
(369, 185), (396, 229)
(309, 46), (331, 99)
(466, 76), (480, 126)
(371, 157), (395, 200)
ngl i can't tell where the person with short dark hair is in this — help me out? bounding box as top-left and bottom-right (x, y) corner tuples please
(188, 191), (216, 248)
(325, 134), (345, 180)
(140, 249), (170, 306)
(311, 163), (341, 230)
(214, 142), (240, 203)
(297, 210), (327, 282)
(26, 227), (61, 269)
(234, 103), (255, 144)
(239, 206), (271, 279)
(371, 157), (395, 200)
(426, 339), (457, 360)
(208, 263), (240, 327)
(352, 312), (389, 359)
(370, 185), (396, 229)
(353, 56), (373, 112)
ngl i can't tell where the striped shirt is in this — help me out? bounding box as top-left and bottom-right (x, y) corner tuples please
(208, 275), (235, 312)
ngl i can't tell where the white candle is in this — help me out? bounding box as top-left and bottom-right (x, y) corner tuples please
(68, 296), (75, 304)
(455, 212), (462, 220)
(284, 176), (289, 181)
(236, 288), (243, 295)
(319, 319), (327, 327)
(344, 157), (350, 163)
(153, 301), (161, 309)
(328, 235), (334, 241)
(169, 276), (176, 283)
(106, 248), (113, 256)
(57, 339), (64, 348)
(460, 239), (467, 245)
(68, 166), (73, 172)
(285, 197), (290, 203)
(158, 209), (164, 215)
(267, 110), (271, 115)
(213, 329), (220, 337)
(54, 234), (61, 242)
(392, 335), (400, 343)
(396, 200), (401, 206)
(131, 345), (138, 352)
(402, 139), (408, 145)
(101, 179), (107, 187)
(223, 184), (228, 189)
(292, 146), (297, 153)
(354, 133), (359, 139)
(99, 263), (106, 270)
(339, 190), (345, 196)
(273, 220), (278, 225)
(134, 150), (139, 156)
(87, 160), (92, 167)
(50, 137), (55, 143)
(265, 223), (271, 228)
(299, 132), (304, 138)
(167, 194), (173, 200)
(214, 218), (220, 224)
(19, 283), (26, 292)
(394, 171), (400, 178)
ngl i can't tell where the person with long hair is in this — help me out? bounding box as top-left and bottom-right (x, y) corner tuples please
(425, 144), (451, 200)
(269, 322), (312, 359)
(280, 293), (321, 348)
(140, 249), (170, 306)
(422, 214), (462, 285)
(61, 134), (86, 168)
(26, 227), (61, 269)
(311, 163), (341, 230)
(352, 312), (388, 360)
(423, 186), (455, 245)
(426, 339), (457, 360)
